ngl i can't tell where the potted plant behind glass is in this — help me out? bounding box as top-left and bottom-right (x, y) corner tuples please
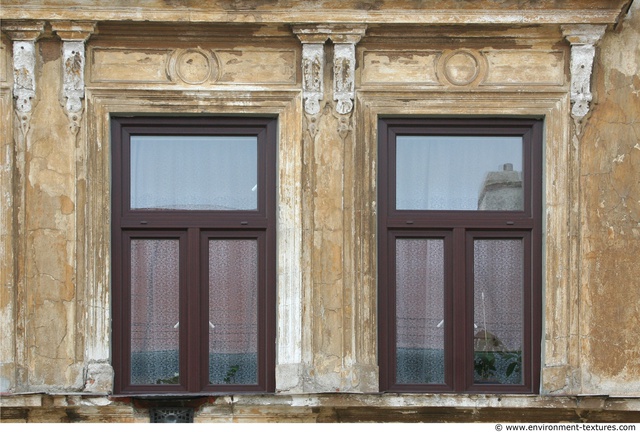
(473, 329), (501, 383)
(473, 329), (522, 384)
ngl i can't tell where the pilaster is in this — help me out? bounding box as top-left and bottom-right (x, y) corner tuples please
(292, 24), (375, 393)
(560, 23), (606, 395)
(51, 21), (103, 392)
(2, 20), (45, 392)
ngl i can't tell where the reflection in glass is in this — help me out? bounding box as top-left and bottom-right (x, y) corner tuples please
(208, 240), (258, 385)
(130, 239), (180, 385)
(473, 239), (524, 384)
(131, 136), (258, 210)
(395, 238), (445, 384)
(396, 136), (523, 211)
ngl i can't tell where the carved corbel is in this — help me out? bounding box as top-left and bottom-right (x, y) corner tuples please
(52, 22), (96, 136)
(294, 27), (328, 139)
(329, 27), (365, 116)
(3, 21), (45, 139)
(294, 24), (366, 133)
(562, 25), (607, 127)
(301, 43), (325, 117)
(333, 43), (356, 115)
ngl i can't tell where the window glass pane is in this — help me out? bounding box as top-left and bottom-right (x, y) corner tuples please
(473, 239), (524, 385)
(208, 239), (258, 385)
(396, 238), (445, 384)
(396, 136), (523, 211)
(131, 136), (258, 210)
(130, 239), (180, 385)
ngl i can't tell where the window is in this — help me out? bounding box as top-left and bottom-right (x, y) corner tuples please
(111, 117), (276, 394)
(378, 118), (542, 393)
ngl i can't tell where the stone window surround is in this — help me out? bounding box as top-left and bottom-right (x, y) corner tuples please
(2, 19), (609, 395)
(80, 64), (580, 396)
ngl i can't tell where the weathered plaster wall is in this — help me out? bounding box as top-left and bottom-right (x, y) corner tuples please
(12, 37), (85, 391)
(579, 0), (640, 396)
(1, 0), (639, 422)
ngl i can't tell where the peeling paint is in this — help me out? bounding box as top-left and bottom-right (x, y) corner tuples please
(1, 1), (639, 418)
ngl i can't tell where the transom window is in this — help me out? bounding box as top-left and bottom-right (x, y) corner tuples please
(378, 118), (542, 393)
(111, 117), (276, 394)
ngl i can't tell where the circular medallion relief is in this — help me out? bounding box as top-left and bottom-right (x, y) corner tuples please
(175, 49), (213, 85)
(442, 50), (481, 86)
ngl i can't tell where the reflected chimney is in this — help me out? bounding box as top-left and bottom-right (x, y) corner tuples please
(477, 163), (523, 211)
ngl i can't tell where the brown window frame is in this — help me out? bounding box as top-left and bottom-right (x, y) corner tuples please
(378, 118), (542, 394)
(111, 116), (276, 395)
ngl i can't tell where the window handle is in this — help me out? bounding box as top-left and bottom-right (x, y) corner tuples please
(436, 320), (478, 329)
(174, 322), (215, 329)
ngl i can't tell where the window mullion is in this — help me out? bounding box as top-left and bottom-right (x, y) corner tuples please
(451, 227), (467, 392)
(185, 227), (201, 392)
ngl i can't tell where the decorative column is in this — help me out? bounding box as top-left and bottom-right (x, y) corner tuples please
(291, 24), (373, 393)
(560, 24), (607, 394)
(562, 25), (607, 129)
(51, 21), (109, 393)
(2, 21), (45, 391)
(52, 22), (96, 135)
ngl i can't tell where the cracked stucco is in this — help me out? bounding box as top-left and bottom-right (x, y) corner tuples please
(18, 39), (83, 391)
(1, 0), (638, 404)
(579, 0), (640, 396)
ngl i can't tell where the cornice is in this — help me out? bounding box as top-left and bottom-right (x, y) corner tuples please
(1, 21), (46, 41)
(0, 8), (628, 26)
(51, 21), (97, 42)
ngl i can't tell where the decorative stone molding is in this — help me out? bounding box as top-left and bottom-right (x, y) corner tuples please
(334, 109), (352, 140)
(294, 24), (366, 116)
(167, 48), (219, 85)
(333, 43), (356, 114)
(330, 27), (365, 115)
(3, 21), (45, 138)
(300, 43), (325, 116)
(562, 24), (607, 124)
(52, 21), (96, 135)
(437, 49), (487, 87)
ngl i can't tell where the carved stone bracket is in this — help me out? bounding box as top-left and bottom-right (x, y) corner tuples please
(52, 22), (96, 135)
(300, 43), (325, 116)
(294, 24), (366, 118)
(562, 24), (607, 125)
(3, 21), (45, 138)
(333, 43), (356, 115)
(329, 27), (365, 115)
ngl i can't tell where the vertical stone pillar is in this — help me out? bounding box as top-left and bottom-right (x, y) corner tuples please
(292, 24), (374, 393)
(51, 22), (109, 392)
(0, 32), (12, 393)
(274, 34), (328, 393)
(2, 21), (45, 392)
(558, 24), (606, 394)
